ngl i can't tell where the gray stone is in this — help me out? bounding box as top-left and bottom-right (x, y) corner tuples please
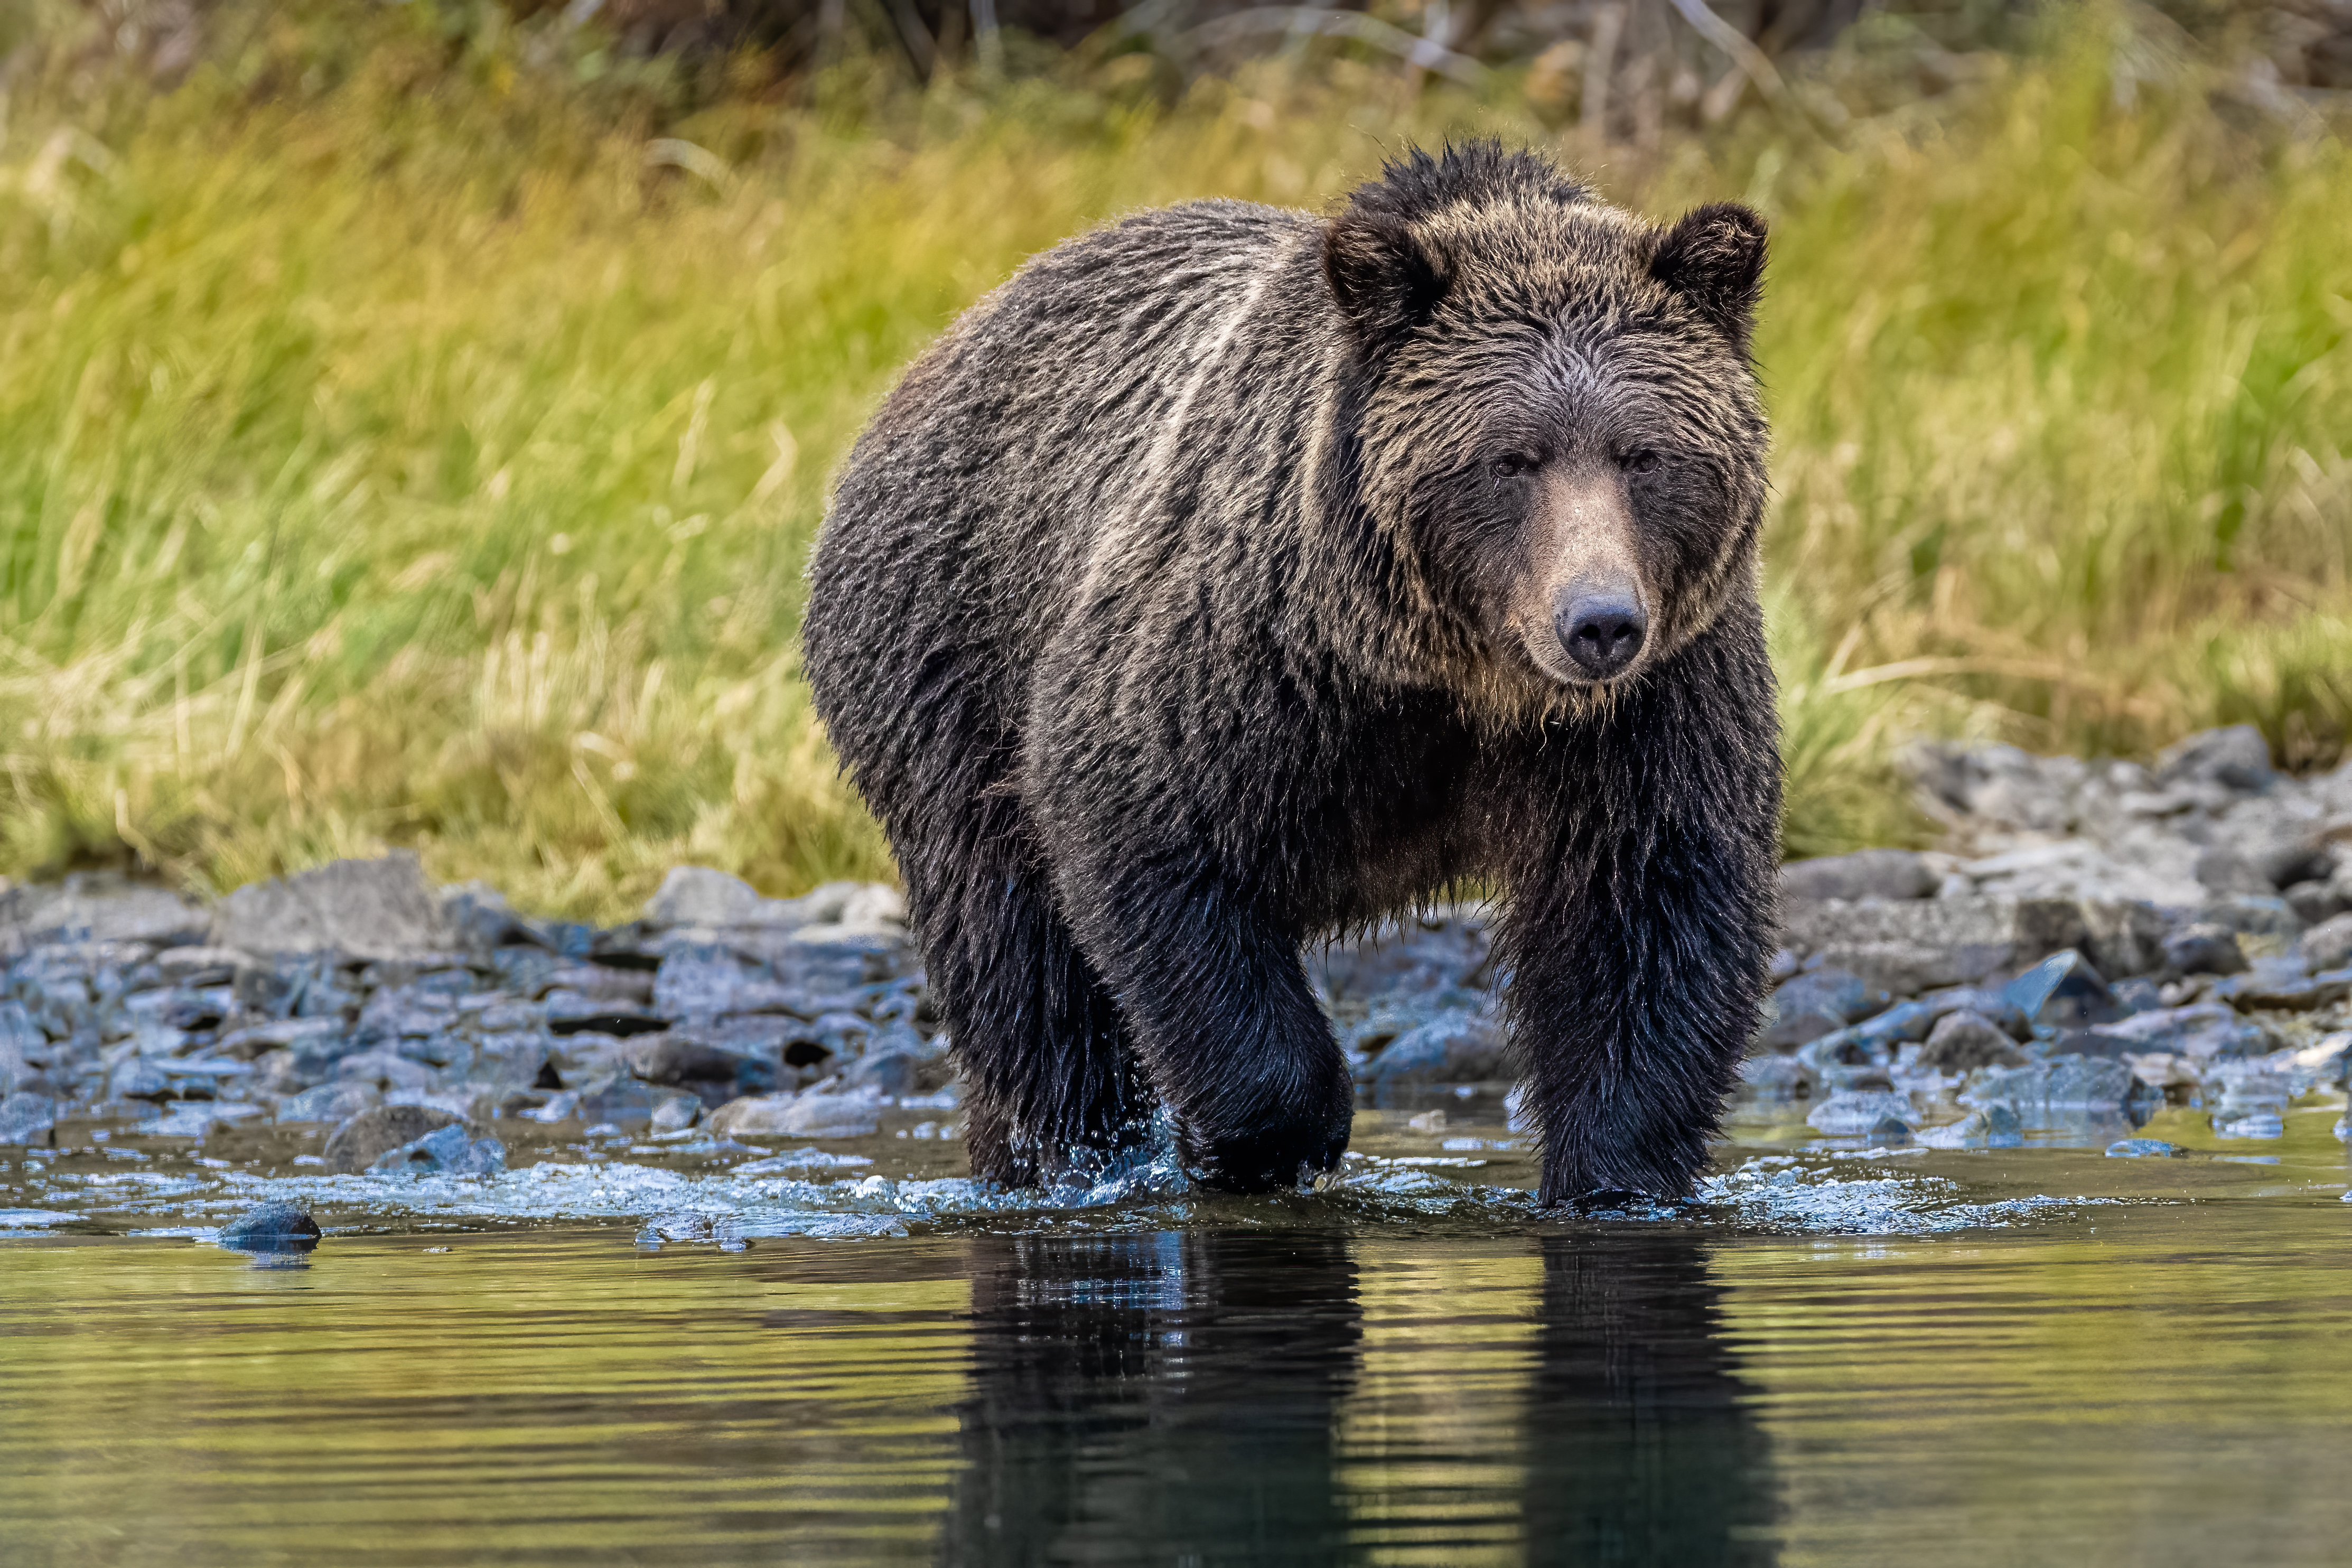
(275, 1081), (380, 1124)
(1774, 968), (1890, 1027)
(1916, 1103), (2024, 1149)
(705, 1092), (804, 1136)
(211, 853), (453, 959)
(2105, 1138), (2188, 1158)
(2284, 880), (2348, 924)
(0, 1091), (57, 1144)
(2100, 1003), (2270, 1061)
(649, 1094), (701, 1133)
(1781, 896), (2104, 987)
(2155, 724), (2275, 792)
(2195, 848), (2274, 897)
(440, 881), (542, 949)
(1780, 850), (1938, 904)
(642, 866), (766, 928)
(368, 1122), (506, 1175)
(1963, 1054), (2136, 1110)
(1806, 1090), (1915, 1135)
(0, 875), (210, 951)
(2213, 959), (2350, 1012)
(2161, 923), (2247, 977)
(152, 946), (255, 986)
(1738, 1054), (1812, 1099)
(1917, 1010), (2026, 1072)
(1366, 1012), (1506, 1094)
(2301, 913), (2352, 973)
(651, 950), (813, 1018)
(108, 1058), (176, 1102)
(2002, 950), (2118, 1028)
(322, 1104), (476, 1173)
(221, 1201), (321, 1243)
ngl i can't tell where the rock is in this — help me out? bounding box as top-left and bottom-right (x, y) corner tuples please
(1780, 850), (1937, 904)
(2099, 1003), (2269, 1061)
(2212, 959), (2351, 1012)
(211, 853), (454, 959)
(705, 1092), (803, 1136)
(1739, 1054), (1812, 1099)
(1806, 1090), (1915, 1135)
(1313, 910), (1492, 1002)
(1916, 1103), (2024, 1149)
(732, 1089), (882, 1138)
(2214, 1112), (2285, 1140)
(0, 875), (210, 951)
(440, 882), (544, 949)
(1917, 1010), (2026, 1071)
(220, 1201), (322, 1244)
(2285, 880), (2348, 924)
(275, 1081), (381, 1124)
(643, 866), (767, 927)
(1963, 1054), (2137, 1110)
(0, 1091), (58, 1145)
(322, 1104), (475, 1173)
(2105, 1138), (2188, 1158)
(2301, 913), (2352, 973)
(2161, 923), (2247, 977)
(108, 1057), (176, 1103)
(844, 1043), (940, 1099)
(1366, 1012), (1507, 1098)
(649, 1094), (700, 1132)
(1406, 1109), (1450, 1132)
(651, 950), (813, 1018)
(368, 1123), (507, 1175)
(2195, 848), (2275, 897)
(2155, 724), (2274, 793)
(1781, 896), (2105, 987)
(2002, 950), (2118, 1029)
(1765, 969), (1890, 1044)
(632, 1035), (745, 1087)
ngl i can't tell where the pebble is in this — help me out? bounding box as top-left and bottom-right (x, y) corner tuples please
(218, 1200), (321, 1249)
(2105, 1138), (2188, 1158)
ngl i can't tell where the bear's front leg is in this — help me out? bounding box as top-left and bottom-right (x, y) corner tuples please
(1060, 856), (1355, 1192)
(1501, 677), (1780, 1205)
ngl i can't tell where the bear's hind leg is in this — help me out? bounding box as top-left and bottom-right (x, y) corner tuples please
(907, 815), (1147, 1189)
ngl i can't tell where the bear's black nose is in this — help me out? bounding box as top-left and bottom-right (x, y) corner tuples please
(1555, 591), (1647, 678)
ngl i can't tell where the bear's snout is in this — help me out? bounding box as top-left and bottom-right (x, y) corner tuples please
(1553, 583), (1648, 679)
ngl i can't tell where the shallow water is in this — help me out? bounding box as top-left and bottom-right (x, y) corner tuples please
(5, 1104), (2350, 1565)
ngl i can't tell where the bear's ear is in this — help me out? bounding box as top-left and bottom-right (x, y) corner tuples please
(1323, 209), (1452, 356)
(1648, 202), (1767, 352)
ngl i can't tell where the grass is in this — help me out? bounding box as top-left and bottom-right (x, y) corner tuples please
(0, 2), (2346, 917)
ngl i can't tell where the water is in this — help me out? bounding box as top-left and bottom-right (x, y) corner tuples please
(5, 1104), (2350, 1565)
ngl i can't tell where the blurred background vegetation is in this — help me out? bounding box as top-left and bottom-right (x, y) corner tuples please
(0, 0), (2346, 918)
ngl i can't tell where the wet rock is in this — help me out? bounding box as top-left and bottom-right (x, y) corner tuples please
(632, 1035), (744, 1088)
(1917, 1010), (2027, 1071)
(651, 949), (813, 1019)
(0, 1091), (58, 1144)
(649, 1094), (701, 1133)
(1963, 1054), (2137, 1111)
(322, 1104), (477, 1173)
(2214, 1111), (2285, 1140)
(2300, 913), (2352, 973)
(705, 1092), (803, 1137)
(2002, 950), (2119, 1029)
(152, 946), (254, 986)
(1781, 850), (1938, 904)
(1916, 1103), (2024, 1149)
(108, 1058), (176, 1102)
(368, 1122), (506, 1175)
(1781, 896), (2105, 990)
(2099, 1003), (2270, 1061)
(1313, 910), (1492, 1003)
(2105, 1138), (2188, 1158)
(211, 853), (454, 959)
(2285, 879), (2348, 924)
(2213, 958), (2351, 1012)
(2162, 923), (2247, 977)
(219, 1201), (321, 1247)
(1739, 1054), (1813, 1099)
(275, 1081), (381, 1124)
(1365, 1012), (1507, 1097)
(1806, 1090), (1915, 1135)
(845, 1034), (950, 1099)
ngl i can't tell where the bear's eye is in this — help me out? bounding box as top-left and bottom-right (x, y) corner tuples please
(1491, 454), (1536, 481)
(1624, 449), (1663, 476)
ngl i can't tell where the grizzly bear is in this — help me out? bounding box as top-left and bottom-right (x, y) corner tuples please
(804, 143), (1780, 1203)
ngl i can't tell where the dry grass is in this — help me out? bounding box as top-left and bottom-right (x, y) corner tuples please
(0, 3), (2346, 916)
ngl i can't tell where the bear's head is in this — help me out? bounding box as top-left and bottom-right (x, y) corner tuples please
(1325, 143), (1768, 707)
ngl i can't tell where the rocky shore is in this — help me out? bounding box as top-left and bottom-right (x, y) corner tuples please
(2, 725), (2347, 1178)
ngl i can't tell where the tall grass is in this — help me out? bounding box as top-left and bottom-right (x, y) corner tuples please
(1, 3), (2346, 916)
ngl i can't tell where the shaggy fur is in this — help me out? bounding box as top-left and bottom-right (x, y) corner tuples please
(804, 143), (1781, 1202)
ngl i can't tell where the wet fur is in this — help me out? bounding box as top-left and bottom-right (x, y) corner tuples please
(804, 143), (1780, 1201)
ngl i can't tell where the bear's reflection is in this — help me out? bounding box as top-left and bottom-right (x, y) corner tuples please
(940, 1228), (1774, 1566)
(1522, 1232), (1779, 1567)
(942, 1229), (1361, 1565)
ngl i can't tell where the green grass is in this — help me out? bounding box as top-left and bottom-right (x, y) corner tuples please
(1, 3), (2346, 917)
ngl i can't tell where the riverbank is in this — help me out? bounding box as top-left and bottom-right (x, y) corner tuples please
(1, 726), (2344, 1243)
